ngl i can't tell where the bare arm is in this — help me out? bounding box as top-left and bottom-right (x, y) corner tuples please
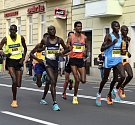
(84, 36), (88, 57)
(0, 37), (7, 50)
(0, 37), (10, 57)
(30, 44), (43, 63)
(21, 36), (27, 58)
(59, 38), (70, 55)
(127, 36), (131, 58)
(101, 34), (117, 52)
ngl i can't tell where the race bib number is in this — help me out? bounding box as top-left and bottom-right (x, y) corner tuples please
(11, 48), (21, 55)
(112, 50), (121, 57)
(73, 45), (85, 52)
(46, 50), (58, 60)
(122, 52), (128, 59)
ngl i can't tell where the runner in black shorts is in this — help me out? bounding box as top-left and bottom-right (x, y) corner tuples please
(67, 21), (88, 104)
(62, 32), (74, 99)
(39, 25), (69, 111)
(0, 24), (27, 108)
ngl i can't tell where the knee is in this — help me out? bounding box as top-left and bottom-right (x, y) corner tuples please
(75, 79), (80, 84)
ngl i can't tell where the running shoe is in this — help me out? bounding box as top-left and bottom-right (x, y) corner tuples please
(69, 79), (73, 90)
(112, 89), (121, 102)
(33, 74), (37, 82)
(41, 71), (47, 83)
(11, 100), (18, 108)
(107, 95), (113, 105)
(40, 99), (48, 105)
(62, 93), (67, 100)
(72, 96), (79, 104)
(96, 93), (101, 106)
(52, 104), (60, 111)
(119, 87), (126, 98)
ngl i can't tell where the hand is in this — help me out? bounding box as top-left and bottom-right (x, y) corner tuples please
(19, 58), (25, 65)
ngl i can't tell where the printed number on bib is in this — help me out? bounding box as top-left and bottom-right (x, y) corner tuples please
(46, 50), (58, 60)
(73, 45), (85, 52)
(112, 50), (121, 57)
(11, 48), (20, 55)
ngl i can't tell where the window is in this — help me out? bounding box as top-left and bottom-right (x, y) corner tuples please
(73, 0), (80, 6)
(103, 27), (111, 38)
(28, 16), (33, 44)
(40, 14), (46, 39)
(6, 19), (11, 35)
(17, 17), (21, 34)
(105, 28), (110, 35)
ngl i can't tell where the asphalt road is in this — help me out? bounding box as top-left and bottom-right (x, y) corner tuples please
(0, 74), (135, 125)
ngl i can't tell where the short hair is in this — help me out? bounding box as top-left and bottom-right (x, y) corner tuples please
(68, 31), (74, 37)
(121, 25), (128, 31)
(10, 24), (17, 31)
(48, 25), (55, 30)
(111, 21), (120, 28)
(74, 21), (82, 28)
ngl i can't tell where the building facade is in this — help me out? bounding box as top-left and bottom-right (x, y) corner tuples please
(0, 0), (135, 76)
(0, 0), (72, 52)
(72, 0), (135, 71)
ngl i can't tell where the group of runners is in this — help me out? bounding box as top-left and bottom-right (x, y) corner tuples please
(0, 20), (133, 111)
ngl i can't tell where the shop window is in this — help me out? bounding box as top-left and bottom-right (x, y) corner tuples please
(40, 14), (46, 39)
(28, 16), (33, 44)
(17, 17), (21, 34)
(73, 0), (80, 6)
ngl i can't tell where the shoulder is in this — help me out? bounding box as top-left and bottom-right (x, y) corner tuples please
(104, 34), (112, 41)
(21, 35), (25, 40)
(56, 36), (64, 43)
(1, 37), (7, 44)
(2, 37), (7, 41)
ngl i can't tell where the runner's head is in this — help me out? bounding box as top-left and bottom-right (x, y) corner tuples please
(111, 21), (120, 33)
(121, 25), (128, 37)
(9, 24), (17, 38)
(48, 25), (56, 36)
(74, 21), (82, 34)
(43, 32), (49, 38)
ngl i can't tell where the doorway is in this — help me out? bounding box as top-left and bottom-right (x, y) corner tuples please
(130, 26), (135, 68)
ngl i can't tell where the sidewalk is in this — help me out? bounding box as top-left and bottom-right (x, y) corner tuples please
(1, 70), (135, 85)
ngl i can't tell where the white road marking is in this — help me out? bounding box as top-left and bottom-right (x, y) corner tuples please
(1, 111), (59, 125)
(0, 84), (135, 106)
(28, 82), (83, 90)
(93, 87), (133, 92)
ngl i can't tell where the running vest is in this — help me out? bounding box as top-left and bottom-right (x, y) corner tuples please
(69, 34), (85, 59)
(5, 34), (22, 59)
(104, 33), (122, 68)
(121, 39), (129, 64)
(45, 37), (60, 60)
(34, 51), (45, 64)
